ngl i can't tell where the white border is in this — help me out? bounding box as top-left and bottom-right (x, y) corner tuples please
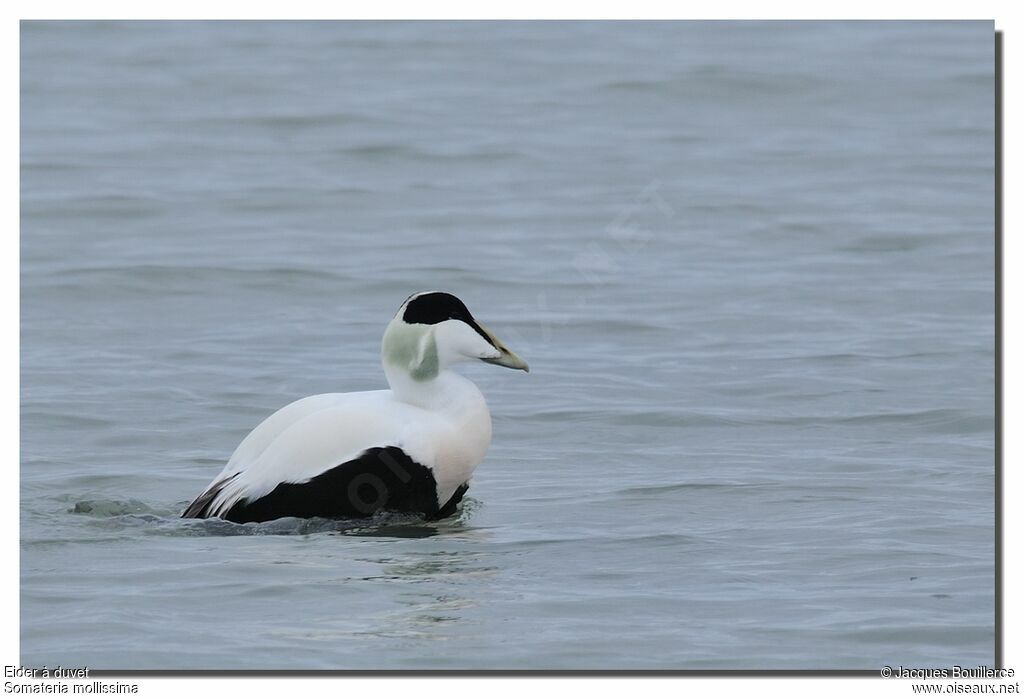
(2, 3), (1012, 20)
(5, 4), (1017, 699)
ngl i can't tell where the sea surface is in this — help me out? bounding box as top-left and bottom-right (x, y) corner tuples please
(20, 21), (995, 670)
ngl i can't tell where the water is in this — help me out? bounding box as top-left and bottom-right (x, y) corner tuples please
(20, 21), (995, 670)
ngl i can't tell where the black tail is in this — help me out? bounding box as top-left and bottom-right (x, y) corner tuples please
(181, 473), (238, 519)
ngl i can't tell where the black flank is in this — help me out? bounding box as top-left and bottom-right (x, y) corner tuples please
(209, 446), (465, 524)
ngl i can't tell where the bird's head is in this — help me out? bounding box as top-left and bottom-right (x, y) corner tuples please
(382, 291), (529, 381)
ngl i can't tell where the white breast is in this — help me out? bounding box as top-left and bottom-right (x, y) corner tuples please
(423, 372), (492, 505)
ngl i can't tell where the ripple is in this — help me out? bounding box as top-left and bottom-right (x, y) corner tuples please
(619, 482), (778, 496)
(71, 498), (165, 517)
(830, 408), (993, 433)
(329, 143), (521, 163)
(34, 263), (345, 285)
(66, 497), (480, 539)
(599, 64), (828, 99)
(188, 111), (375, 130)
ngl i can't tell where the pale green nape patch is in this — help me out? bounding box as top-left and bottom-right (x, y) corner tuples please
(410, 334), (439, 381)
(382, 321), (439, 381)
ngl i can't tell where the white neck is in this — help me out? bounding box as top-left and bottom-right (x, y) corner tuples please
(383, 362), (482, 411)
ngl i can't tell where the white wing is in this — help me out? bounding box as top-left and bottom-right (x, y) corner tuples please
(184, 390), (442, 518)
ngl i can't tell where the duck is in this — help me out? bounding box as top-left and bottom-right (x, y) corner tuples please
(182, 291), (528, 524)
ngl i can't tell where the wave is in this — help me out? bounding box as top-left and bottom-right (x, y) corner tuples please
(599, 64), (828, 99)
(65, 497), (479, 539)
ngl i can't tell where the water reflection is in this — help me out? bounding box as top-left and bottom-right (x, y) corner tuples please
(339, 498), (485, 541)
(68, 496), (486, 540)
(268, 527), (499, 647)
(350, 547), (498, 641)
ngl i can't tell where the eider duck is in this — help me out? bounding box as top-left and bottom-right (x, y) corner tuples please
(182, 291), (528, 523)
